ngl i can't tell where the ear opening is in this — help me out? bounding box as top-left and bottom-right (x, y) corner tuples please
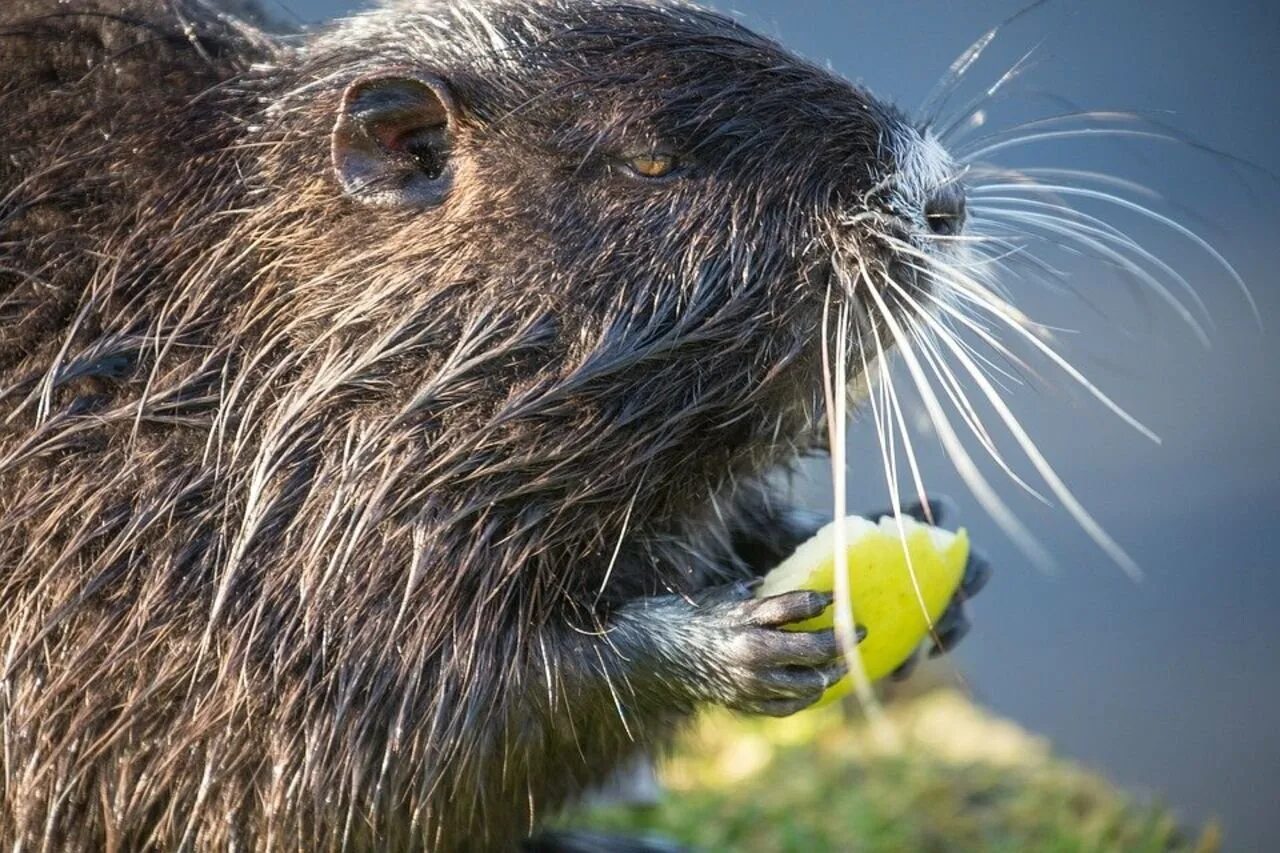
(331, 71), (459, 209)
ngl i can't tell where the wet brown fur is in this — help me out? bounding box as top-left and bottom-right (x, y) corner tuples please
(0, 1), (946, 849)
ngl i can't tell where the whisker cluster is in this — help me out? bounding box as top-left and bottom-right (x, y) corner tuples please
(825, 11), (1256, 625)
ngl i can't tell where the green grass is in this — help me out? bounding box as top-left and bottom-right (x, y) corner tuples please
(564, 688), (1220, 852)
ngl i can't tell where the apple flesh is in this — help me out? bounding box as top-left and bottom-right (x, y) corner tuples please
(757, 515), (970, 702)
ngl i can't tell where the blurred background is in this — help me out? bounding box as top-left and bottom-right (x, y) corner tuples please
(271, 1), (1279, 847)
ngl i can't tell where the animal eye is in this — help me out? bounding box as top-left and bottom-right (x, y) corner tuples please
(625, 151), (678, 179)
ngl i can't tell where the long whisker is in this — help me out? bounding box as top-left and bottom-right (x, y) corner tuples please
(911, 300), (1027, 461)
(941, 92), (1115, 147)
(934, 42), (1043, 142)
(919, 0), (1055, 124)
(860, 271), (1053, 570)
(947, 232), (1078, 292)
(821, 276), (891, 742)
(899, 259), (1043, 384)
(856, 320), (898, 510)
(881, 233), (1032, 326)
(862, 302), (941, 647)
(961, 127), (1200, 162)
(978, 201), (1214, 342)
(960, 111), (1280, 185)
(917, 288), (1030, 393)
(967, 213), (1162, 316)
(978, 206), (1206, 338)
(890, 273), (1049, 502)
(972, 181), (1261, 324)
(884, 234), (1161, 444)
(885, 274), (1144, 580)
(970, 165), (1162, 200)
(855, 259), (934, 519)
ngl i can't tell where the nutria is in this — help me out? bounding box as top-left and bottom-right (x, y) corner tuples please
(0, 1), (987, 848)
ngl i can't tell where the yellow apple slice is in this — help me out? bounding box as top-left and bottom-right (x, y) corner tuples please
(757, 514), (970, 702)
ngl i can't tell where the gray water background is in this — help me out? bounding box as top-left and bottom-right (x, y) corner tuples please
(272, 1), (1280, 847)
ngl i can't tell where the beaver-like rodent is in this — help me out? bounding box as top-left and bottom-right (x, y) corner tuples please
(0, 1), (985, 849)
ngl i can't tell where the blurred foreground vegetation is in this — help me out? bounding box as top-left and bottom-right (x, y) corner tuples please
(566, 685), (1220, 852)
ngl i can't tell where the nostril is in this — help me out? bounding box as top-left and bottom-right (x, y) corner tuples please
(924, 184), (967, 236)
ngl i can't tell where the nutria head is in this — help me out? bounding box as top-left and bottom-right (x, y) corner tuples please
(0, 0), (973, 847)
(230, 0), (966, 556)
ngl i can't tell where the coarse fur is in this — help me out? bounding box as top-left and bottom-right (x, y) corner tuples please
(0, 0), (995, 850)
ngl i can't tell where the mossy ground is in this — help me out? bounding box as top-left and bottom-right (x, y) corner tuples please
(563, 685), (1219, 852)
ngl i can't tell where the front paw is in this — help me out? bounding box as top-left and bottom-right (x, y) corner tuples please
(685, 584), (860, 717)
(929, 548), (991, 655)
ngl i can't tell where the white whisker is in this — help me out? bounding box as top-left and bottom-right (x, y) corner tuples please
(972, 182), (1260, 324)
(897, 281), (1049, 502)
(961, 112), (1279, 184)
(972, 165), (1162, 201)
(891, 237), (1162, 444)
(822, 274), (893, 743)
(862, 312), (938, 639)
(860, 273), (1053, 570)
(961, 127), (1192, 162)
(936, 42), (1044, 142)
(920, 0), (1053, 123)
(885, 275), (1144, 580)
(855, 260), (934, 520)
(977, 202), (1214, 343)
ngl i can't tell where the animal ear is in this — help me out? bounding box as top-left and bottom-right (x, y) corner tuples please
(331, 71), (458, 208)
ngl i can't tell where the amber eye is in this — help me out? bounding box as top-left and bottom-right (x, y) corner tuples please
(625, 151), (678, 179)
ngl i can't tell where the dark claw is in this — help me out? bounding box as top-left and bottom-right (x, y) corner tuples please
(749, 661), (847, 699)
(740, 589), (832, 627)
(863, 494), (957, 527)
(926, 545), (990, 660)
(928, 600), (971, 658)
(733, 627), (839, 668)
(890, 647), (921, 681)
(932, 598), (964, 634)
(928, 619), (971, 658)
(960, 550), (992, 600)
(816, 659), (850, 688)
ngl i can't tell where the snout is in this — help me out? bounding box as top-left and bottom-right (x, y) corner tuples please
(924, 182), (967, 236)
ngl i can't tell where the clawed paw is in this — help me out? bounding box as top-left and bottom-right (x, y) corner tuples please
(695, 495), (992, 705)
(688, 585), (861, 716)
(926, 549), (990, 657)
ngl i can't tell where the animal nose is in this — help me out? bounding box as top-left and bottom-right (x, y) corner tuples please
(924, 183), (966, 236)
